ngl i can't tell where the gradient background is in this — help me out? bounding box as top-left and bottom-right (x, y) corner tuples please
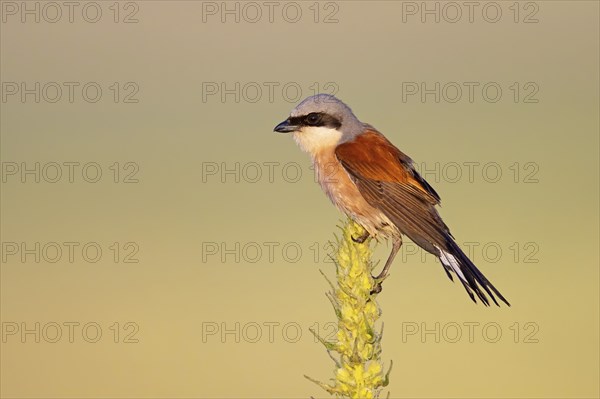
(1, 1), (598, 398)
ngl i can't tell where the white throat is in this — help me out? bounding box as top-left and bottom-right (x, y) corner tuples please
(292, 126), (343, 157)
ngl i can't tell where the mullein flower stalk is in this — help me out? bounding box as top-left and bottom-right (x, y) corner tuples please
(306, 219), (392, 398)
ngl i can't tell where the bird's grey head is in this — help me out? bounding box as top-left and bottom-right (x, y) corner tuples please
(273, 94), (364, 156)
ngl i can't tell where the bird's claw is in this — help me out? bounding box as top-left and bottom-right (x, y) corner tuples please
(370, 274), (388, 295)
(370, 282), (383, 295)
(351, 231), (370, 244)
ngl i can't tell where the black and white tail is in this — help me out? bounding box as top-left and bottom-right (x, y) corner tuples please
(437, 238), (510, 307)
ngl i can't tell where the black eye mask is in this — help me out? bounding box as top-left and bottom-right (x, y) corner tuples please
(288, 112), (342, 129)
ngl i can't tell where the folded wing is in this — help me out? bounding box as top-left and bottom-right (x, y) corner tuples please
(335, 129), (509, 306)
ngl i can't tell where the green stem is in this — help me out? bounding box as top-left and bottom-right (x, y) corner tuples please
(306, 219), (391, 398)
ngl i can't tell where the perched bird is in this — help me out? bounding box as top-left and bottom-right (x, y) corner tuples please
(274, 94), (509, 306)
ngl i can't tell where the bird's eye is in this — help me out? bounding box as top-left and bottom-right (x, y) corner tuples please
(305, 113), (321, 126)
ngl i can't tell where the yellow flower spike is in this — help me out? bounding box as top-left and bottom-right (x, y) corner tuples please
(306, 219), (391, 397)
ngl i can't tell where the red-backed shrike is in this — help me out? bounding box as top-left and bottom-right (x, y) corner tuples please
(274, 94), (509, 306)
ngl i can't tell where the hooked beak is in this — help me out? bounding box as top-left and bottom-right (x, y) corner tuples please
(274, 119), (299, 133)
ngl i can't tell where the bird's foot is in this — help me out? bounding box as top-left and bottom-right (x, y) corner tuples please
(351, 230), (370, 244)
(370, 274), (389, 295)
(370, 282), (383, 295)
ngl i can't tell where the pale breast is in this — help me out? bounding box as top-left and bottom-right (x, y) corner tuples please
(313, 150), (397, 238)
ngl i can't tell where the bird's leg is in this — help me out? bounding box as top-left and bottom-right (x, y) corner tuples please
(371, 237), (402, 294)
(351, 229), (370, 244)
